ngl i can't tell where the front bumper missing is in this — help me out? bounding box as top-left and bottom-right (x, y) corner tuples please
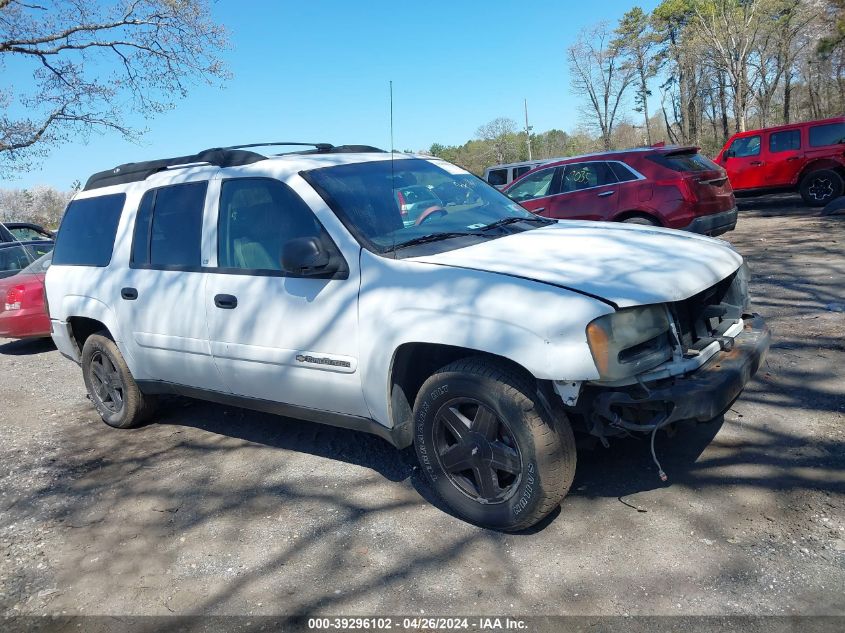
(592, 314), (770, 430)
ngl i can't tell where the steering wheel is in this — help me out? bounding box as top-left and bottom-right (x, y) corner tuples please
(415, 205), (448, 226)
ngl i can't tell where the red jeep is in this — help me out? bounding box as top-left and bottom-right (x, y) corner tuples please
(503, 146), (738, 236)
(715, 117), (845, 206)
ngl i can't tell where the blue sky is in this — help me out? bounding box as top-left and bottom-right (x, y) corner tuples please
(6, 0), (659, 189)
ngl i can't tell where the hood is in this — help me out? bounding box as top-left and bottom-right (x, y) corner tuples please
(410, 221), (743, 308)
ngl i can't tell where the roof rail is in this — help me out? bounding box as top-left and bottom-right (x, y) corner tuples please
(82, 142), (386, 191)
(294, 144), (385, 155)
(83, 148), (266, 191)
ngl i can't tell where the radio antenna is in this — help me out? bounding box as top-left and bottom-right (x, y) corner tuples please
(389, 80), (397, 258)
(389, 80), (395, 155)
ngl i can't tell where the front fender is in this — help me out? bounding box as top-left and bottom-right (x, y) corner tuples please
(358, 253), (612, 427)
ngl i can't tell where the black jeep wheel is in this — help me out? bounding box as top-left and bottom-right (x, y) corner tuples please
(413, 357), (576, 531)
(81, 332), (155, 429)
(800, 169), (844, 207)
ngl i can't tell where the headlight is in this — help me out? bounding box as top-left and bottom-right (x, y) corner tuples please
(735, 261), (750, 311)
(586, 305), (672, 380)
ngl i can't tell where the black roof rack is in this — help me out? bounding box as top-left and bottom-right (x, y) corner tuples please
(82, 142), (385, 191)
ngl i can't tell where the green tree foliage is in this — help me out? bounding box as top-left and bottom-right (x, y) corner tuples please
(613, 7), (659, 144)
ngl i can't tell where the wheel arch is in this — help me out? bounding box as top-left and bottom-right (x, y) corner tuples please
(67, 316), (113, 356)
(797, 159), (845, 185)
(613, 209), (664, 225)
(387, 342), (543, 449)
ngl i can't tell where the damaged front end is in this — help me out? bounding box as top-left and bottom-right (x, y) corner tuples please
(560, 263), (771, 476)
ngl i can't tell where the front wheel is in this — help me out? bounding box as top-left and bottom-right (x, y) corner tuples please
(800, 169), (844, 206)
(413, 358), (576, 531)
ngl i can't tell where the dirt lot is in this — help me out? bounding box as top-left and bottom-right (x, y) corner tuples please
(1, 194), (843, 620)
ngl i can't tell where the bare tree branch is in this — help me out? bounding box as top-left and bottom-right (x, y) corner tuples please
(0, 0), (229, 176)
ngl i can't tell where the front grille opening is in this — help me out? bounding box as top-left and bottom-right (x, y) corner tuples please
(671, 271), (743, 351)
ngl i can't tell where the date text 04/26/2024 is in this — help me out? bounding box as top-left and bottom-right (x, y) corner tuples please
(307, 617), (528, 631)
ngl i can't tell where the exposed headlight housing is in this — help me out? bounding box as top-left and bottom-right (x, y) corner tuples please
(735, 261), (751, 311)
(586, 305), (672, 381)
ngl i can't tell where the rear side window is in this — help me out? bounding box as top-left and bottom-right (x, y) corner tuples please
(131, 181), (206, 268)
(52, 193), (125, 267)
(561, 162), (617, 192)
(809, 122), (845, 148)
(649, 152), (721, 172)
(769, 129), (801, 153)
(513, 166), (532, 180)
(487, 169), (508, 186)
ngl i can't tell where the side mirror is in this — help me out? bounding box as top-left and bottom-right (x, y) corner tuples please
(281, 236), (332, 276)
(723, 149), (734, 160)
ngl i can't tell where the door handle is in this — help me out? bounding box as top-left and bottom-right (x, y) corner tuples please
(786, 156), (800, 161)
(749, 161), (763, 166)
(533, 207), (545, 214)
(121, 287), (138, 301)
(214, 294), (238, 309)
(598, 190), (615, 197)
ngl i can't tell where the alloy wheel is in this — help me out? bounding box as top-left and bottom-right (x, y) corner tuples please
(89, 350), (125, 413)
(433, 397), (523, 504)
(808, 176), (834, 202)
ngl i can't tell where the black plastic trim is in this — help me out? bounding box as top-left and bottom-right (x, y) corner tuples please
(682, 207), (738, 236)
(84, 148), (266, 191)
(135, 380), (411, 448)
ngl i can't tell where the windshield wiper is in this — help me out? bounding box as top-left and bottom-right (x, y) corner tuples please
(386, 232), (484, 252)
(479, 216), (555, 231)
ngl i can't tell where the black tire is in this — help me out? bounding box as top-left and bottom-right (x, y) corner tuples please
(621, 215), (659, 226)
(800, 169), (844, 207)
(81, 332), (155, 429)
(413, 357), (576, 531)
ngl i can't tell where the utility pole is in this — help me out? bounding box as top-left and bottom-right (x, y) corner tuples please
(523, 98), (533, 160)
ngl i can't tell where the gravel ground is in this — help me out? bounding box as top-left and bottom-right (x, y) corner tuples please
(0, 194), (843, 619)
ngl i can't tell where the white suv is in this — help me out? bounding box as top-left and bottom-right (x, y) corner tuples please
(46, 142), (770, 531)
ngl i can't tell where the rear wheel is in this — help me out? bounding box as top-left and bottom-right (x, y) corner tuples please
(800, 169), (843, 206)
(81, 332), (155, 429)
(413, 358), (576, 531)
(621, 215), (659, 226)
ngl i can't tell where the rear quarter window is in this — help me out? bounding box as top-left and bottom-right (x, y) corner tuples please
(809, 122), (845, 148)
(52, 193), (126, 267)
(609, 161), (639, 182)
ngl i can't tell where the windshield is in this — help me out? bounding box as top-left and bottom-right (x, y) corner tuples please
(304, 158), (547, 254)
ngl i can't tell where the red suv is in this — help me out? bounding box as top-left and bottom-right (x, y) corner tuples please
(503, 146), (737, 236)
(715, 117), (845, 206)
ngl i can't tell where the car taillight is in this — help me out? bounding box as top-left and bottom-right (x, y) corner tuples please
(679, 176), (698, 202)
(4, 285), (25, 311)
(397, 190), (408, 216)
